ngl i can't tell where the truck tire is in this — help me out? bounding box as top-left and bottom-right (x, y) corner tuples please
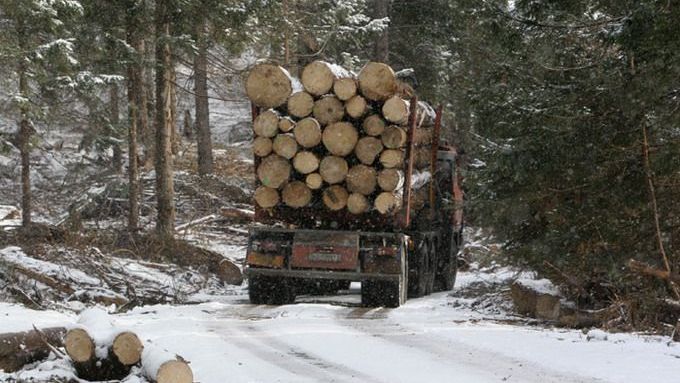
(249, 275), (296, 305)
(435, 240), (458, 292)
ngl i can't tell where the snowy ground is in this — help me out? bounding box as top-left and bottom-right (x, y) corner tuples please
(2, 265), (679, 383)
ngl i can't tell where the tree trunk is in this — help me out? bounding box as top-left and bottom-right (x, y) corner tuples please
(155, 0), (176, 239)
(110, 83), (123, 173)
(194, 17), (213, 175)
(126, 8), (143, 231)
(170, 65), (179, 155)
(372, 0), (390, 63)
(141, 39), (154, 170)
(18, 42), (32, 228)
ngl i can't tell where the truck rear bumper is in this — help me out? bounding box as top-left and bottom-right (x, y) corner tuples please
(244, 267), (401, 282)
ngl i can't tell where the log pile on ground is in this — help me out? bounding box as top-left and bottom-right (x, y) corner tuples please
(0, 308), (193, 382)
(246, 61), (438, 221)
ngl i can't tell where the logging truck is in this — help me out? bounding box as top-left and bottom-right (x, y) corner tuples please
(243, 61), (464, 307)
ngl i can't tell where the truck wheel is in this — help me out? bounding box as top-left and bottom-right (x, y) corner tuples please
(434, 238), (459, 292)
(249, 275), (296, 305)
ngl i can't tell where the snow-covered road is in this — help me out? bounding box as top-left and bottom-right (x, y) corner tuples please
(3, 279), (678, 383)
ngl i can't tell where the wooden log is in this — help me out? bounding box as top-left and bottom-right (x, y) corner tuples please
(0, 327), (66, 373)
(305, 173), (323, 190)
(254, 186), (279, 208)
(246, 63), (299, 108)
(334, 77), (357, 101)
(253, 136), (273, 157)
(319, 156), (348, 184)
(382, 96), (409, 125)
(282, 181), (312, 208)
(375, 192), (402, 214)
(257, 154), (290, 189)
(414, 127), (433, 145)
(345, 95), (368, 119)
(378, 168), (404, 191)
(379, 149), (404, 168)
(346, 164), (377, 196)
(322, 185), (349, 211)
(313, 95), (345, 125)
(287, 91), (314, 118)
(301, 60), (352, 96)
(414, 147), (432, 168)
(142, 343), (193, 383)
(358, 62), (397, 101)
(278, 117), (295, 132)
(354, 136), (383, 165)
(272, 134), (298, 159)
(294, 117), (322, 148)
(112, 331), (144, 366)
(293, 151), (320, 174)
(381, 125), (407, 149)
(362, 114), (386, 136)
(347, 193), (370, 214)
(253, 109), (279, 138)
(322, 122), (358, 156)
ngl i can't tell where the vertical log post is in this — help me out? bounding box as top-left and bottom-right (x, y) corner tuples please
(401, 96), (418, 228)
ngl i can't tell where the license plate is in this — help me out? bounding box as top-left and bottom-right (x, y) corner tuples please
(308, 253), (342, 262)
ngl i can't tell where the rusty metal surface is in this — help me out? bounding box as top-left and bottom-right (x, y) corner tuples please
(401, 96), (418, 229)
(244, 267), (401, 282)
(246, 252), (285, 268)
(291, 231), (359, 270)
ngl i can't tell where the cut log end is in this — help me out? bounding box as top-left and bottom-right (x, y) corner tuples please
(382, 96), (409, 125)
(322, 122), (358, 157)
(346, 164), (377, 196)
(278, 117), (295, 133)
(313, 96), (345, 125)
(282, 181), (312, 208)
(362, 114), (386, 137)
(293, 151), (320, 174)
(294, 117), (322, 148)
(254, 186), (280, 208)
(347, 193), (370, 214)
(287, 91), (314, 118)
(301, 61), (335, 96)
(334, 77), (357, 101)
(253, 136), (273, 157)
(319, 156), (349, 184)
(305, 173), (323, 190)
(246, 64), (293, 108)
(345, 95), (368, 119)
(64, 328), (95, 363)
(253, 109), (280, 138)
(375, 192), (402, 215)
(257, 154), (291, 189)
(112, 332), (143, 366)
(358, 62), (397, 101)
(156, 360), (193, 383)
(378, 168), (404, 191)
(380, 149), (404, 168)
(381, 125), (407, 149)
(354, 136), (383, 165)
(272, 134), (298, 159)
(322, 185), (349, 211)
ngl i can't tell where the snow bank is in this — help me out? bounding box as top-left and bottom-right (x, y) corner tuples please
(1, 246), (101, 286)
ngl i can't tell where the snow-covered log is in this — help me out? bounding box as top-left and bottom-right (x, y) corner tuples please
(141, 343), (193, 383)
(0, 327), (66, 373)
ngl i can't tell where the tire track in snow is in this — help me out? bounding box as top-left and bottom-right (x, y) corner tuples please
(333, 310), (603, 383)
(206, 318), (383, 383)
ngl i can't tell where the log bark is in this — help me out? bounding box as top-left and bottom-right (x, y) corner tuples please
(0, 327), (66, 373)
(142, 344), (193, 383)
(378, 168), (404, 191)
(254, 186), (279, 208)
(375, 191), (402, 214)
(358, 62), (397, 101)
(246, 63), (297, 108)
(293, 151), (319, 174)
(322, 185), (349, 211)
(253, 109), (280, 138)
(322, 122), (358, 156)
(253, 136), (273, 157)
(346, 165), (377, 196)
(354, 136), (383, 165)
(293, 117), (322, 148)
(381, 125), (407, 149)
(278, 116), (295, 133)
(345, 95), (368, 119)
(257, 154), (291, 188)
(362, 114), (386, 136)
(334, 77), (357, 101)
(287, 91), (314, 118)
(313, 95), (345, 125)
(272, 134), (298, 159)
(382, 96), (409, 125)
(194, 16), (213, 175)
(319, 156), (348, 184)
(379, 149), (404, 168)
(301, 60), (352, 96)
(282, 181), (312, 208)
(347, 193), (370, 214)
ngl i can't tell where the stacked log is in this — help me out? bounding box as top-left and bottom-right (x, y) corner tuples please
(246, 60), (438, 218)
